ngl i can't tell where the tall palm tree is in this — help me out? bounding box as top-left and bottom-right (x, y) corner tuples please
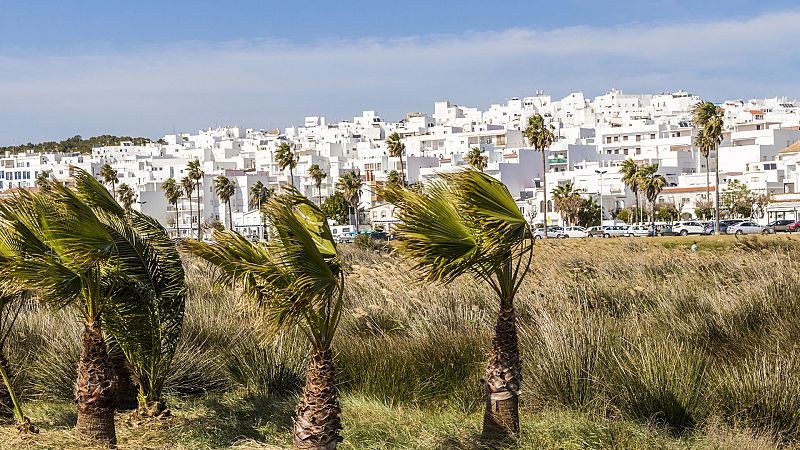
(466, 146), (488, 172)
(249, 181), (271, 241)
(524, 114), (556, 235)
(552, 181), (583, 226)
(0, 169), (186, 444)
(694, 129), (713, 211)
(0, 287), (35, 433)
(639, 164), (667, 224)
(161, 177), (183, 236)
(276, 142), (298, 188)
(184, 190), (346, 449)
(620, 159), (642, 223)
(187, 160), (204, 239)
(386, 132), (406, 184)
(99, 163), (119, 198)
(693, 101), (725, 234)
(308, 163), (327, 204)
(213, 175), (236, 230)
(117, 183), (136, 210)
(336, 171), (363, 231)
(181, 176), (195, 238)
(382, 170), (533, 441)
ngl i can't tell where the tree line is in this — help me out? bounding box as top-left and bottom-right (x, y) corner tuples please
(0, 135), (153, 155)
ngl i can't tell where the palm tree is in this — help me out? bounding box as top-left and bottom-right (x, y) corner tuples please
(466, 147), (488, 172)
(181, 176), (195, 238)
(386, 170), (403, 187)
(336, 171), (363, 231)
(99, 163), (119, 198)
(117, 183), (136, 210)
(693, 101), (725, 234)
(276, 142), (298, 188)
(161, 177), (182, 235)
(0, 169), (186, 444)
(0, 287), (35, 433)
(639, 164), (667, 224)
(308, 163), (327, 204)
(694, 129), (713, 212)
(184, 190), (346, 449)
(386, 132), (406, 185)
(35, 170), (52, 189)
(249, 181), (271, 241)
(524, 114), (556, 235)
(187, 160), (204, 239)
(552, 181), (583, 226)
(620, 159), (642, 223)
(213, 175), (236, 230)
(382, 170), (533, 441)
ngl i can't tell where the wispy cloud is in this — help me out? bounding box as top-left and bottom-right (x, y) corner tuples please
(1, 10), (798, 143)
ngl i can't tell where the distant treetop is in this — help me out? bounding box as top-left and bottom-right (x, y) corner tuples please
(0, 135), (152, 155)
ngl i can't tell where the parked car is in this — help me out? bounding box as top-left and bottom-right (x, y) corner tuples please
(586, 226), (605, 238)
(557, 226), (588, 238)
(789, 221), (800, 232)
(624, 225), (649, 237)
(533, 226), (562, 240)
(648, 224), (678, 237)
(672, 221), (706, 236)
(600, 225), (629, 238)
(704, 219), (745, 235)
(766, 219), (796, 233)
(336, 231), (358, 243)
(727, 221), (767, 235)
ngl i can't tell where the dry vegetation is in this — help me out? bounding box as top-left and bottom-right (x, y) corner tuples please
(1, 234), (799, 449)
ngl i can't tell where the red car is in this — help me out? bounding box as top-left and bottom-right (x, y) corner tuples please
(789, 221), (800, 232)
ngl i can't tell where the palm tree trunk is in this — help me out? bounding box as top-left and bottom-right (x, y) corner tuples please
(174, 201), (180, 238)
(705, 155), (711, 219)
(290, 168), (295, 188)
(187, 194), (194, 239)
(400, 154), (406, 186)
(293, 349), (342, 449)
(541, 151), (548, 237)
(482, 297), (521, 441)
(197, 184), (202, 240)
(318, 186), (322, 206)
(714, 146), (721, 235)
(227, 202), (233, 231)
(109, 349), (138, 411)
(352, 204), (360, 232)
(75, 321), (117, 446)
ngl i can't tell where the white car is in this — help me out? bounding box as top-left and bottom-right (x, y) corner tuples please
(533, 226), (562, 240)
(624, 225), (649, 237)
(557, 226), (588, 238)
(672, 221), (705, 236)
(727, 221), (767, 235)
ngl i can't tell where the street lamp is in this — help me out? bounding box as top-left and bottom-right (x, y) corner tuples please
(595, 169), (607, 225)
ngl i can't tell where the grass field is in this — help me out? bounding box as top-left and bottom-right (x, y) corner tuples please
(1, 233), (799, 449)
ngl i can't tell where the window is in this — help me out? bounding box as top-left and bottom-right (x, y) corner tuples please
(650, 133), (656, 139)
(623, 136), (628, 141)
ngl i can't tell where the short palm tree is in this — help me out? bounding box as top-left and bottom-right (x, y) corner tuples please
(524, 114), (556, 234)
(0, 169), (186, 444)
(386, 132), (406, 184)
(99, 163), (119, 198)
(383, 169), (533, 441)
(620, 159), (641, 223)
(276, 142), (298, 187)
(336, 171), (363, 231)
(0, 286), (35, 433)
(213, 175), (236, 230)
(184, 190), (346, 449)
(35, 170), (52, 189)
(161, 177), (183, 235)
(249, 181), (272, 240)
(308, 163), (327, 204)
(466, 146), (488, 172)
(117, 183), (136, 210)
(552, 181), (583, 226)
(181, 176), (195, 238)
(386, 170), (402, 187)
(639, 164), (667, 224)
(187, 160), (204, 239)
(693, 101), (725, 234)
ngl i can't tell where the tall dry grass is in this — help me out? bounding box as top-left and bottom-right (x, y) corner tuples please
(3, 235), (800, 443)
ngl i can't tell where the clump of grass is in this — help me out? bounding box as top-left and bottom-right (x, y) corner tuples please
(715, 352), (800, 443)
(222, 333), (306, 397)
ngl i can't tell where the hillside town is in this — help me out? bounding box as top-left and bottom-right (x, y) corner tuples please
(4, 88), (800, 238)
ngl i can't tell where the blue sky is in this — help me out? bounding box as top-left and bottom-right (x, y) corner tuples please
(1, 1), (799, 143)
